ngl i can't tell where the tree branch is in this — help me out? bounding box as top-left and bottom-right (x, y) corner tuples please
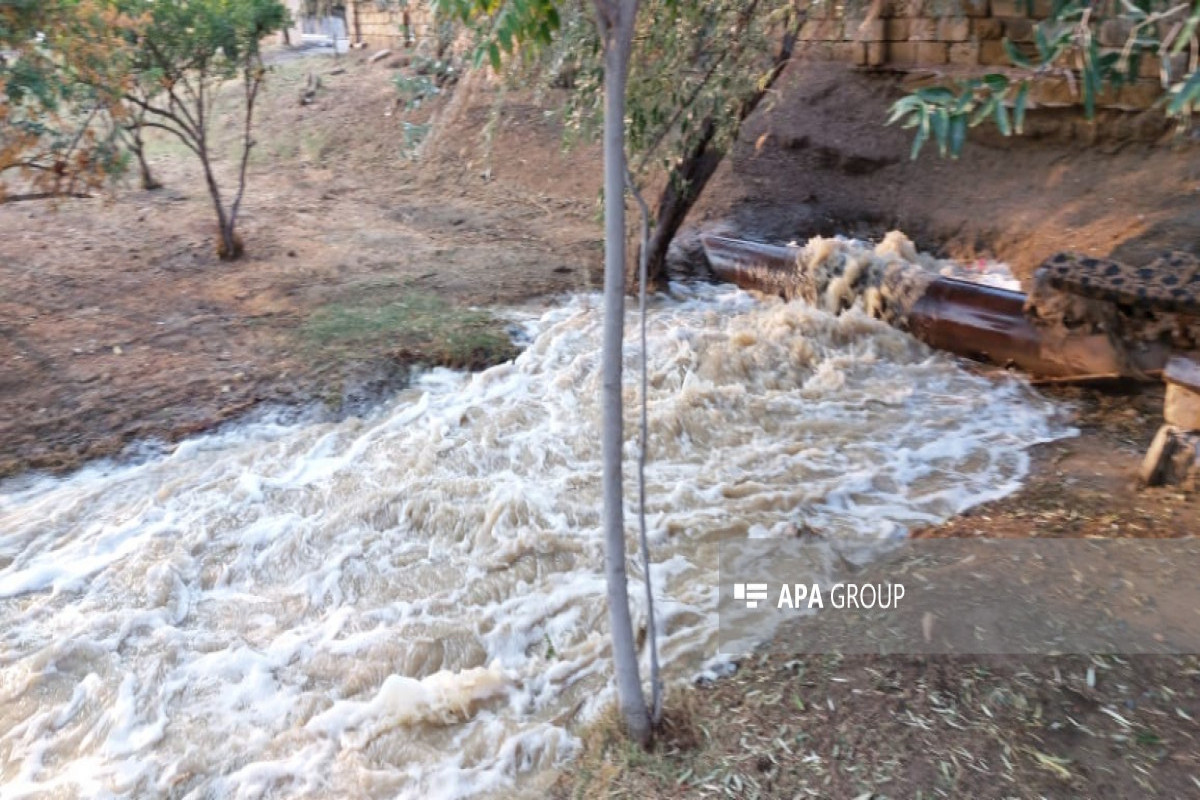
(134, 119), (202, 157)
(228, 61), (264, 233)
(122, 91), (201, 146)
(625, 166), (662, 725)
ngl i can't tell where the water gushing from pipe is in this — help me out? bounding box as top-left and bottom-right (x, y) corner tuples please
(0, 280), (1069, 798)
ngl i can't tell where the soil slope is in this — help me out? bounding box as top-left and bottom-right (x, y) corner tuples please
(689, 61), (1200, 284)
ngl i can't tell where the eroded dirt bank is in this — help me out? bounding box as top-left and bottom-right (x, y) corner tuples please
(689, 61), (1200, 283)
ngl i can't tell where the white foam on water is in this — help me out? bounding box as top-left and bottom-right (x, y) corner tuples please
(0, 276), (1072, 798)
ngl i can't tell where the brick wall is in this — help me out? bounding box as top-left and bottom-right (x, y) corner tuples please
(799, 0), (1167, 112)
(345, 1), (438, 50)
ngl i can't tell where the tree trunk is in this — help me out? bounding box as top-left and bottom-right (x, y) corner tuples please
(595, 0), (650, 746)
(641, 117), (720, 288)
(216, 216), (242, 260)
(201, 156), (240, 260)
(131, 128), (161, 191)
(136, 153), (161, 191)
(642, 18), (801, 287)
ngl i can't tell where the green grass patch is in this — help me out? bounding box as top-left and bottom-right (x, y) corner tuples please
(302, 292), (519, 370)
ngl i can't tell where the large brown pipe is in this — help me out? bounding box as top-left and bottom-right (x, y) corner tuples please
(700, 235), (1164, 380)
(908, 279), (1130, 379)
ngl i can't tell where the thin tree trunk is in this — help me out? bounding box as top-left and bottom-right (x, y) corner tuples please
(227, 63), (263, 247)
(642, 15), (802, 287)
(640, 117), (719, 288)
(119, 103), (161, 191)
(595, 0), (650, 747)
(627, 170), (662, 724)
(199, 150), (239, 259)
(130, 121), (161, 191)
(135, 146), (161, 191)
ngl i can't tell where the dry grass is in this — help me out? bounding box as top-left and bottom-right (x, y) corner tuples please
(558, 653), (1200, 799)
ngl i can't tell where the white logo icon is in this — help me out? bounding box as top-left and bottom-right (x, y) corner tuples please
(733, 583), (769, 609)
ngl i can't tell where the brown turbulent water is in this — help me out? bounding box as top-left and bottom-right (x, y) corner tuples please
(0, 247), (1067, 799)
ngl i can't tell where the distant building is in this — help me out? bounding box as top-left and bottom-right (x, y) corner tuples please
(280, 1), (350, 52)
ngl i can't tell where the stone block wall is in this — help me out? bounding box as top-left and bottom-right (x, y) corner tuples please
(345, 1), (437, 50)
(798, 0), (1168, 113)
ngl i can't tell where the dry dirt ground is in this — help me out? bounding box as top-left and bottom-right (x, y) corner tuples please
(564, 651), (1200, 799)
(0, 51), (605, 477)
(4, 47), (1200, 799)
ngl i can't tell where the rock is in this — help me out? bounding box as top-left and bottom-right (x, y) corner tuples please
(1139, 424), (1200, 488)
(298, 72), (320, 106)
(1165, 382), (1200, 429)
(368, 49), (392, 64)
(1164, 354), (1200, 429)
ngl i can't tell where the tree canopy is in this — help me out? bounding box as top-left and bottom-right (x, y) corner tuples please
(0, 0), (129, 200)
(2, 0), (289, 255)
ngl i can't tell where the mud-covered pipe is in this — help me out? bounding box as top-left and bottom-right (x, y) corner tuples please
(908, 279), (1128, 379)
(700, 235), (1136, 380)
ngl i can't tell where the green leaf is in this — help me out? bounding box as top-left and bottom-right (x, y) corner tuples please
(1013, 82), (1029, 135)
(886, 100), (915, 127)
(1171, 12), (1200, 56)
(916, 86), (959, 104)
(1082, 53), (1098, 119)
(994, 100), (1012, 136)
(488, 41), (502, 72)
(970, 96), (997, 127)
(497, 19), (513, 53)
(891, 94), (927, 116)
(1003, 38), (1032, 69)
(949, 113), (967, 158)
(1119, 0), (1149, 22)
(1168, 70), (1200, 115)
(983, 73), (1009, 93)
(953, 90), (975, 114)
(932, 107), (949, 156)
(1034, 25), (1049, 62)
(911, 109), (929, 159)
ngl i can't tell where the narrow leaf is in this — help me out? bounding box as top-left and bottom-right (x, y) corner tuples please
(994, 100), (1012, 136)
(1013, 82), (1029, 135)
(1168, 70), (1200, 115)
(932, 108), (949, 156)
(949, 113), (967, 158)
(1004, 39), (1032, 69)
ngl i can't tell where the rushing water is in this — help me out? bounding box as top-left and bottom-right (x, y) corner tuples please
(1, 276), (1070, 799)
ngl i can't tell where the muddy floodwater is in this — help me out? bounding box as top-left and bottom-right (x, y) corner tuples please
(0, 259), (1070, 798)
